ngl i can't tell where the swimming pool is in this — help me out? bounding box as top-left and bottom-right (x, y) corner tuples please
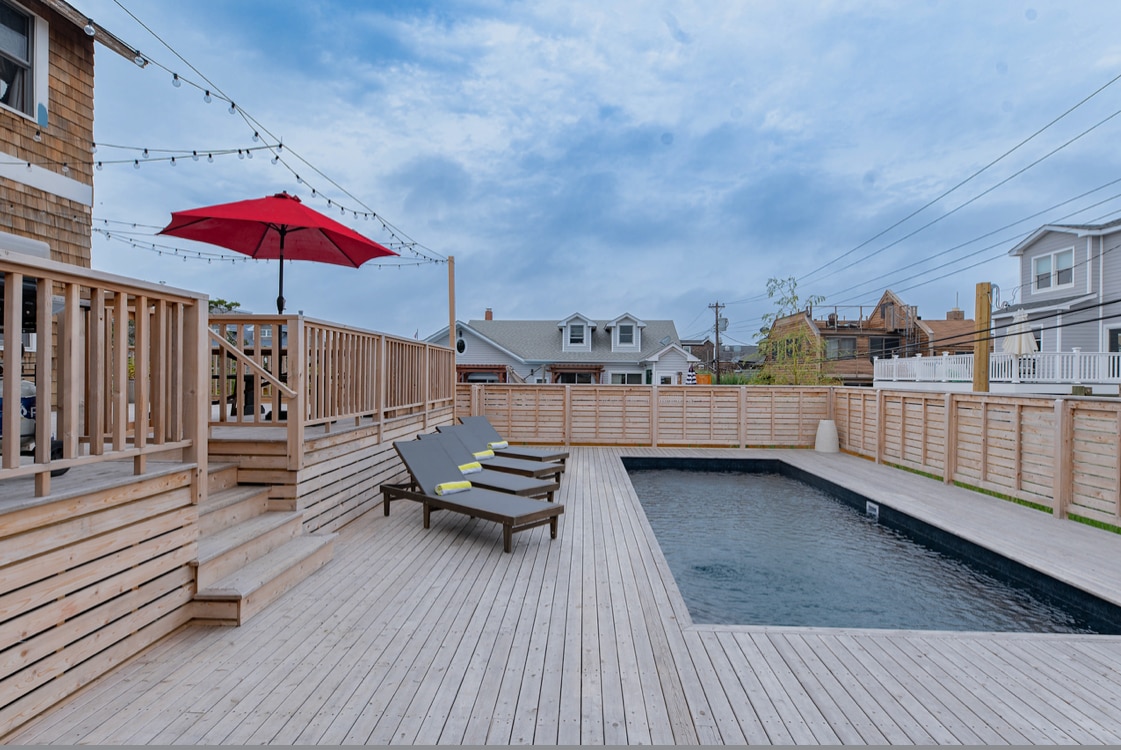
(625, 459), (1116, 633)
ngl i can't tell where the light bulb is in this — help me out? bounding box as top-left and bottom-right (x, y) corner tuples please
(133, 160), (140, 169)
(172, 73), (181, 87)
(246, 150), (253, 159)
(26, 162), (32, 172)
(142, 148), (149, 159)
(192, 150), (198, 161)
(170, 157), (176, 166)
(84, 19), (95, 36)
(252, 131), (260, 142)
(296, 175), (302, 184)
(271, 154), (279, 164)
(90, 142), (97, 154)
(62, 163), (70, 174)
(340, 206), (345, 215)
(33, 129), (41, 142)
(204, 90), (212, 103)
(133, 55), (146, 68)
(238, 149), (244, 160)
(228, 102), (236, 114)
(96, 162), (103, 171)
(207, 153), (214, 163)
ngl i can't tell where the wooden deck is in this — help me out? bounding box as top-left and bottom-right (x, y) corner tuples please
(8, 447), (1121, 745)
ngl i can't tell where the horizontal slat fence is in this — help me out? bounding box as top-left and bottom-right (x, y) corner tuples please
(458, 384), (830, 447)
(459, 383), (1121, 527)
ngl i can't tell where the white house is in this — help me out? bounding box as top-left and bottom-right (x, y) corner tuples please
(426, 310), (699, 385)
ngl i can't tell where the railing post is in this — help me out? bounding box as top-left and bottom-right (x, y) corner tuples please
(1073, 347), (1083, 385)
(891, 354), (898, 382)
(183, 297), (208, 506)
(940, 351), (949, 383)
(287, 316), (305, 471)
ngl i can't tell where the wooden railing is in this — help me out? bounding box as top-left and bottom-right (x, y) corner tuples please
(209, 315), (455, 460)
(1, 250), (208, 496)
(459, 383), (1121, 528)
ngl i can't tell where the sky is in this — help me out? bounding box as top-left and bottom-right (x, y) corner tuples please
(75, 0), (1121, 345)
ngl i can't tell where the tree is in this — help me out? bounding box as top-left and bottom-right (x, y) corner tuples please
(753, 277), (835, 385)
(209, 298), (241, 313)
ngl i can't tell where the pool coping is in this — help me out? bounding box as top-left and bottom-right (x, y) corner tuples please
(620, 453), (1121, 635)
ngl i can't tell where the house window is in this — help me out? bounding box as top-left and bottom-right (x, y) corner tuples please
(825, 337), (856, 361)
(869, 336), (900, 359)
(569, 324), (584, 346)
(555, 372), (594, 384)
(610, 373), (642, 384)
(1034, 248), (1074, 291)
(0, 1), (33, 117)
(618, 324), (634, 345)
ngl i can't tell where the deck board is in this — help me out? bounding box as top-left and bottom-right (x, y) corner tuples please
(8, 447), (1121, 745)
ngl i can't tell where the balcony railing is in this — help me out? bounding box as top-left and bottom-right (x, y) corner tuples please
(874, 350), (1121, 386)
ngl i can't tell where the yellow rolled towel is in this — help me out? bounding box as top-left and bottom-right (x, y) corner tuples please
(435, 480), (471, 495)
(488, 440), (509, 450)
(458, 461), (483, 475)
(473, 449), (495, 460)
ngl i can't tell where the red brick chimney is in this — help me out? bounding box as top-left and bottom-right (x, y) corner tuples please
(946, 307), (965, 321)
(485, 308), (493, 320)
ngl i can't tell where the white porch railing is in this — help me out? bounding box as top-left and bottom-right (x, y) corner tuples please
(874, 350), (1121, 386)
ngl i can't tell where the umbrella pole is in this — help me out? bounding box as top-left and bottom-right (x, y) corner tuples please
(277, 230), (286, 314)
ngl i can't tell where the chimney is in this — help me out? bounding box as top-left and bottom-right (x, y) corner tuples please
(946, 307), (965, 321)
(485, 308), (493, 320)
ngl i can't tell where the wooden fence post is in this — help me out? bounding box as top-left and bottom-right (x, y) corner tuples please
(875, 388), (885, 464)
(564, 385), (572, 445)
(651, 385), (659, 447)
(287, 316), (305, 471)
(943, 392), (955, 485)
(1053, 398), (1073, 519)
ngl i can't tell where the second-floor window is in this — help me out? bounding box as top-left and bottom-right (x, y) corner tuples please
(0, 1), (32, 116)
(569, 324), (585, 346)
(618, 324), (634, 345)
(825, 337), (856, 360)
(1033, 248), (1073, 291)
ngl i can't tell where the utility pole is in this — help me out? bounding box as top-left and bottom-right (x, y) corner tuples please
(709, 301), (724, 384)
(972, 281), (991, 393)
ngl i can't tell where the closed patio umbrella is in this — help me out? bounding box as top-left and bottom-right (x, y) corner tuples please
(158, 192), (397, 314)
(1001, 310), (1038, 355)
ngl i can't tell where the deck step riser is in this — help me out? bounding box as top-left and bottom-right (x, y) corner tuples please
(195, 515), (303, 589)
(198, 490), (271, 536)
(206, 464), (241, 494)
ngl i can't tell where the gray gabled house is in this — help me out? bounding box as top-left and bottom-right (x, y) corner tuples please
(996, 220), (1121, 354)
(426, 309), (699, 385)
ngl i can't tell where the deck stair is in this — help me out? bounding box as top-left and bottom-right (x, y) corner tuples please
(191, 463), (336, 626)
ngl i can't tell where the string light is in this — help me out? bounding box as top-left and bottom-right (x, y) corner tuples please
(192, 150), (198, 161)
(83, 18), (94, 36)
(90, 142), (97, 154)
(252, 132), (260, 142)
(62, 163), (69, 175)
(228, 102), (236, 115)
(133, 160), (139, 169)
(33, 129), (41, 142)
(172, 72), (181, 87)
(142, 148), (149, 159)
(203, 90), (211, 103)
(170, 157), (176, 166)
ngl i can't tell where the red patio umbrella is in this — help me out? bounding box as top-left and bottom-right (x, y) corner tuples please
(158, 191), (397, 314)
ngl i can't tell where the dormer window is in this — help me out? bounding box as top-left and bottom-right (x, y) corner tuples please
(618, 324), (634, 345)
(569, 324), (585, 346)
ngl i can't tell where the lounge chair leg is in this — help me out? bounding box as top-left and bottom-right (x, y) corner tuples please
(503, 525), (512, 553)
(423, 503), (431, 529)
(550, 517), (557, 539)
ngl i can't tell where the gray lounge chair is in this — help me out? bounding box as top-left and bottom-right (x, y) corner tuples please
(436, 424), (565, 482)
(459, 415), (570, 464)
(382, 439), (563, 553)
(416, 432), (559, 502)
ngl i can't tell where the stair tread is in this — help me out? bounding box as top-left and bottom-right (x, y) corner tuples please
(199, 484), (269, 516)
(196, 512), (302, 564)
(196, 534), (337, 599)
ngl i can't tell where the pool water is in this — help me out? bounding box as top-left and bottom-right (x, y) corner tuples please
(628, 469), (1096, 632)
